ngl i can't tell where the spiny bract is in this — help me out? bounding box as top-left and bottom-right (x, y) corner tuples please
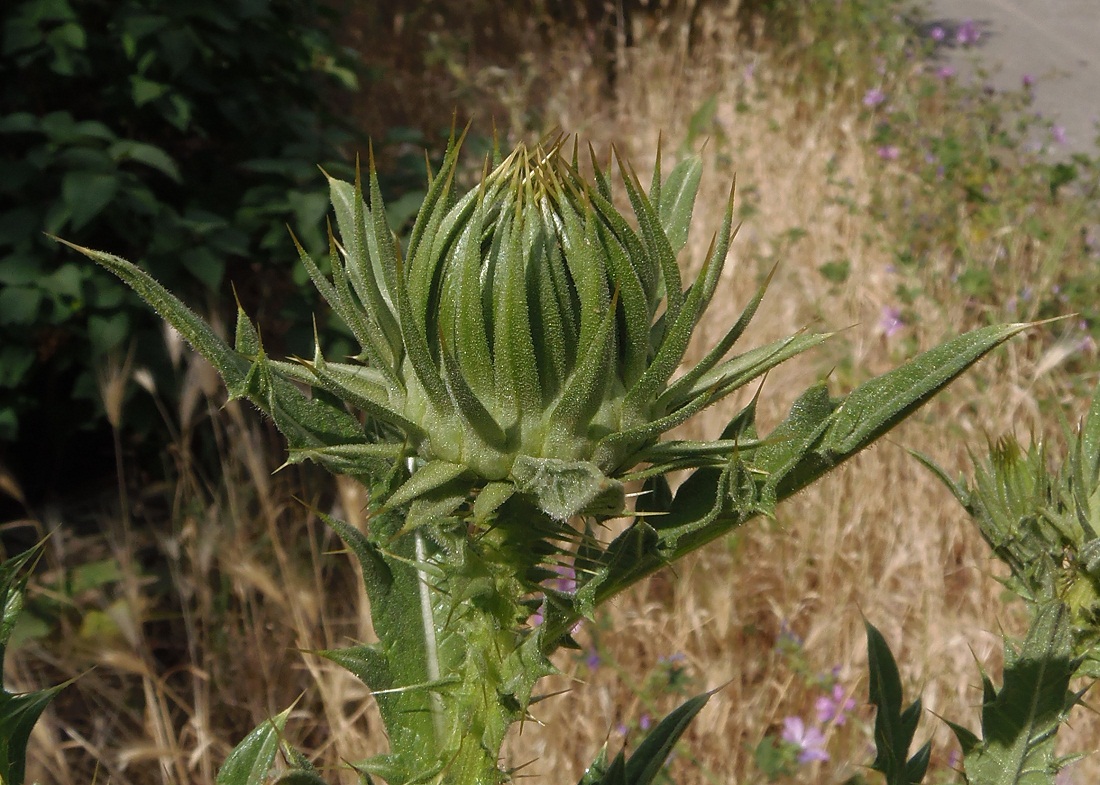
(71, 132), (828, 527)
(287, 133), (821, 523)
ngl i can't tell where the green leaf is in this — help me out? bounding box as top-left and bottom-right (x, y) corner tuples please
(0, 346), (35, 389)
(865, 621), (928, 785)
(964, 602), (1079, 785)
(511, 456), (624, 521)
(108, 140), (181, 181)
(215, 705), (292, 785)
(624, 690), (714, 785)
(821, 323), (1033, 459)
(130, 75), (170, 106)
(0, 287), (43, 325)
(385, 460), (467, 511)
(471, 481), (515, 524)
(577, 744), (612, 785)
(1, 544), (66, 785)
(88, 312), (130, 354)
(318, 513), (443, 781)
(61, 171), (119, 230)
(273, 770), (330, 785)
(64, 242), (371, 479)
(0, 683), (67, 785)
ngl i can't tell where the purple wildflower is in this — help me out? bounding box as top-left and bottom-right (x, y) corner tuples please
(1022, 73), (1035, 89)
(956, 19), (980, 46)
(585, 649), (601, 670)
(815, 684), (857, 726)
(880, 306), (904, 337)
(1052, 125), (1068, 145)
(938, 65), (956, 80)
(877, 145), (900, 161)
(929, 26), (945, 42)
(781, 717), (829, 763)
(639, 714), (651, 731)
(863, 88), (887, 108)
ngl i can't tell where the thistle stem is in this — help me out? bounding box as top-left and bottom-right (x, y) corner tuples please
(415, 529), (446, 744)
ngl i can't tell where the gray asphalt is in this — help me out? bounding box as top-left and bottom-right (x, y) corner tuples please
(920, 0), (1100, 155)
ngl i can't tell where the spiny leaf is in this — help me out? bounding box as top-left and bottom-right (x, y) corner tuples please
(625, 690), (715, 785)
(821, 323), (1033, 457)
(216, 705), (293, 785)
(59, 240), (249, 391)
(385, 460), (468, 511)
(865, 621), (929, 785)
(662, 263), (777, 402)
(472, 481), (515, 524)
(964, 601), (1079, 785)
(615, 150), (676, 318)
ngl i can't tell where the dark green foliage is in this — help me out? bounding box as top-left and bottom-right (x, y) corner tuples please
(0, 0), (359, 468)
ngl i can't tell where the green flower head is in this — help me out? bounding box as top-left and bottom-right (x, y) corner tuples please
(291, 133), (818, 522)
(70, 132), (827, 527)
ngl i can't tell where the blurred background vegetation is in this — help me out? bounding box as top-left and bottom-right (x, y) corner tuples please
(2, 1), (1099, 783)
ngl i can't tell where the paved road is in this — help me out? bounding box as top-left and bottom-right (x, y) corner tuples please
(920, 0), (1100, 155)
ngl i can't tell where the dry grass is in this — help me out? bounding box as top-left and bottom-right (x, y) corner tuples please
(7, 3), (1100, 784)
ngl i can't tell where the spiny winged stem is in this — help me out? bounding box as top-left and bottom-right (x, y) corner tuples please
(68, 131), (1033, 785)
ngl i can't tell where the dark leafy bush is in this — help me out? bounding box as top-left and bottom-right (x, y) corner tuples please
(0, 0), (362, 496)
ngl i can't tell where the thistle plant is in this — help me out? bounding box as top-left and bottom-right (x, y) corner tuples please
(882, 382), (1100, 785)
(60, 132), (1031, 785)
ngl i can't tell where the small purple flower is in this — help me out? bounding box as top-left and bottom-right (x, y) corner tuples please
(639, 714), (651, 731)
(1022, 73), (1035, 89)
(1052, 125), (1067, 145)
(815, 684), (857, 726)
(938, 65), (956, 80)
(877, 145), (900, 161)
(781, 717), (830, 763)
(585, 649), (601, 670)
(956, 19), (980, 45)
(880, 306), (904, 337)
(929, 25), (945, 42)
(863, 88), (887, 108)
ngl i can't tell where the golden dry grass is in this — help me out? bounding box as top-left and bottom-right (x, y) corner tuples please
(8, 4), (1100, 784)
